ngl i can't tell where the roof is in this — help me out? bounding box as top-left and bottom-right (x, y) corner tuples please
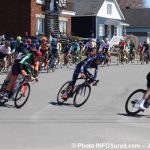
(122, 8), (150, 27)
(74, 0), (105, 16)
(100, 17), (129, 26)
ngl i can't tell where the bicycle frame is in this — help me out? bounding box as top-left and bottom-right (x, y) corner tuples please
(69, 77), (98, 98)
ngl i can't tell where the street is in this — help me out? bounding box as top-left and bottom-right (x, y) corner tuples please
(0, 62), (150, 150)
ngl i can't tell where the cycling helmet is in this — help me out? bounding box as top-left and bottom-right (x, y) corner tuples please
(96, 54), (106, 61)
(33, 50), (42, 58)
(16, 36), (22, 41)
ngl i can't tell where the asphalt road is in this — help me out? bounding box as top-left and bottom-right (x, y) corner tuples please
(0, 61), (150, 150)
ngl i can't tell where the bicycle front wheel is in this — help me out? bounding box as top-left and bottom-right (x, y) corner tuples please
(57, 81), (71, 104)
(125, 89), (145, 115)
(14, 83), (30, 109)
(73, 84), (91, 107)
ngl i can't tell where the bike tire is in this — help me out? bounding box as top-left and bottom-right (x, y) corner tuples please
(125, 89), (145, 115)
(73, 84), (91, 107)
(57, 81), (71, 104)
(14, 83), (30, 109)
(52, 65), (56, 72)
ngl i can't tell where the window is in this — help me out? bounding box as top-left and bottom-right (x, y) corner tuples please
(114, 26), (117, 36)
(98, 24), (104, 36)
(107, 4), (112, 15)
(36, 0), (45, 5)
(117, 26), (122, 36)
(36, 18), (45, 35)
(59, 20), (67, 34)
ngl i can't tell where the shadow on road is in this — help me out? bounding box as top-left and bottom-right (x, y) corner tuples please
(49, 101), (74, 107)
(117, 113), (150, 118)
(0, 103), (15, 109)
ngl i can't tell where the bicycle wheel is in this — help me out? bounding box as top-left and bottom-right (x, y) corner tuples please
(73, 84), (91, 107)
(125, 89), (145, 115)
(14, 83), (30, 108)
(57, 81), (70, 104)
(51, 65), (56, 72)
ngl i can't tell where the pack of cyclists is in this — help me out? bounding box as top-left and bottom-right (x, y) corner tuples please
(0, 34), (150, 111)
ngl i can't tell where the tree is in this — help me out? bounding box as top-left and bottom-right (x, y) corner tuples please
(116, 0), (145, 9)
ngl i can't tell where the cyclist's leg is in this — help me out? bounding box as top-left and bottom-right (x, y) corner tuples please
(1, 63), (19, 99)
(62, 66), (80, 99)
(5, 63), (19, 92)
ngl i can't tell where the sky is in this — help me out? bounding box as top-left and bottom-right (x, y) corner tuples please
(145, 0), (150, 7)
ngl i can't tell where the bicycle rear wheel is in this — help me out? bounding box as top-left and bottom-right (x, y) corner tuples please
(125, 89), (145, 115)
(14, 83), (30, 109)
(47, 63), (56, 73)
(57, 81), (70, 104)
(73, 84), (91, 107)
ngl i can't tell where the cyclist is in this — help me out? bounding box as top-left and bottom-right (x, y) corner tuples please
(84, 38), (95, 56)
(138, 43), (144, 61)
(0, 50), (42, 100)
(101, 38), (111, 65)
(68, 40), (80, 55)
(143, 41), (149, 54)
(68, 40), (80, 64)
(63, 39), (71, 65)
(0, 41), (11, 70)
(50, 37), (59, 57)
(40, 36), (48, 68)
(61, 54), (106, 99)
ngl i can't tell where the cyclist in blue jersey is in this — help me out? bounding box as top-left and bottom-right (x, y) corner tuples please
(61, 54), (106, 99)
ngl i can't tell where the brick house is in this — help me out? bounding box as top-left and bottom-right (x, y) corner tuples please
(0, 0), (75, 38)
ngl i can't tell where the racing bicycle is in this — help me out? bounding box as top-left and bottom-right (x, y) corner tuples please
(57, 75), (99, 107)
(125, 89), (150, 115)
(0, 64), (37, 108)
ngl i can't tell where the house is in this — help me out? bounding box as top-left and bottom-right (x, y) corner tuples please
(122, 8), (150, 43)
(0, 0), (75, 38)
(72, 0), (129, 41)
(0, 0), (46, 37)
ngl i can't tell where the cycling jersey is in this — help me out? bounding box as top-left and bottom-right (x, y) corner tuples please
(0, 45), (11, 54)
(69, 42), (80, 54)
(0, 45), (11, 59)
(12, 53), (38, 76)
(70, 57), (99, 87)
